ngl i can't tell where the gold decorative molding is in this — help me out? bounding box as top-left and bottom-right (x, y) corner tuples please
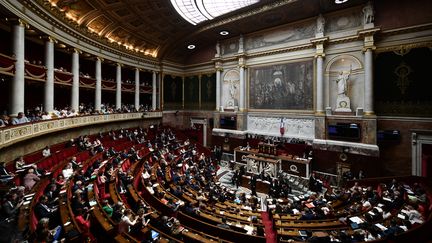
(18, 0), (160, 65)
(375, 41), (432, 54)
(379, 23), (432, 37)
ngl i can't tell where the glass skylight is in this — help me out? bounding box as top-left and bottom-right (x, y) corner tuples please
(170, 0), (260, 25)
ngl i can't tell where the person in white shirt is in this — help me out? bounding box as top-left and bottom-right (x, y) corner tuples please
(41, 112), (52, 120)
(42, 146), (51, 157)
(62, 163), (74, 180)
(118, 209), (138, 233)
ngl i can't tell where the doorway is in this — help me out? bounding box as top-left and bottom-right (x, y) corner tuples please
(412, 132), (432, 177)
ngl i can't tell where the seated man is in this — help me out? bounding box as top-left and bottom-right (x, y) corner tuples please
(0, 162), (15, 184)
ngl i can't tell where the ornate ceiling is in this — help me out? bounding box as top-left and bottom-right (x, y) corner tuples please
(15, 0), (367, 63)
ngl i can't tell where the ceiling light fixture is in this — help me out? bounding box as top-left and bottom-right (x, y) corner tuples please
(335, 0), (349, 4)
(187, 44), (196, 50)
(219, 30), (229, 36)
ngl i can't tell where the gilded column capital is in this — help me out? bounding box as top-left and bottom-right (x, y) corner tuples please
(358, 27), (380, 52)
(311, 36), (329, 58)
(40, 36), (57, 43)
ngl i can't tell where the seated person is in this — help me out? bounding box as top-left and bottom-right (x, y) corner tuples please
(35, 195), (59, 227)
(34, 218), (62, 243)
(118, 209), (139, 234)
(23, 168), (40, 191)
(0, 162), (15, 184)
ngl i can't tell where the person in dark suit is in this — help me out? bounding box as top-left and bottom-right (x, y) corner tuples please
(44, 183), (59, 206)
(34, 195), (59, 227)
(1, 192), (23, 221)
(0, 162), (14, 185)
(250, 175), (257, 196)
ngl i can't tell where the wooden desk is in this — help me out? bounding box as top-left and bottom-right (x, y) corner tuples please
(234, 147), (311, 178)
(245, 154), (280, 178)
(240, 175), (271, 194)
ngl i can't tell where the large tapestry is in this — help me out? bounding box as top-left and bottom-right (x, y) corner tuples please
(201, 73), (216, 110)
(184, 75), (199, 110)
(163, 75), (182, 110)
(375, 47), (432, 117)
(249, 60), (313, 110)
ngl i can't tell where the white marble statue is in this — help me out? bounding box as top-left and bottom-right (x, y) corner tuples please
(335, 70), (351, 97)
(215, 41), (220, 57)
(238, 35), (244, 53)
(362, 1), (374, 25)
(334, 68), (352, 112)
(229, 79), (237, 99)
(316, 14), (325, 35)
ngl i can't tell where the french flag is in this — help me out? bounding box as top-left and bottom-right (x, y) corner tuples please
(280, 118), (285, 136)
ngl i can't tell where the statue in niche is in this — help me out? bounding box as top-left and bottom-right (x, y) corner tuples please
(334, 68), (352, 112)
(335, 69), (351, 97)
(225, 79), (238, 108)
(362, 1), (374, 25)
(316, 14), (325, 35)
(238, 35), (244, 53)
(215, 42), (220, 57)
(229, 79), (237, 99)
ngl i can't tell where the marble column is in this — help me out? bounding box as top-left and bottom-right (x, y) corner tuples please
(10, 21), (25, 116)
(152, 71), (157, 110)
(239, 65), (245, 111)
(135, 68), (140, 111)
(157, 72), (161, 110)
(71, 49), (79, 112)
(44, 37), (54, 112)
(203, 122), (207, 147)
(116, 63), (121, 110)
(316, 55), (324, 113)
(216, 68), (221, 111)
(95, 57), (102, 111)
(364, 48), (374, 115)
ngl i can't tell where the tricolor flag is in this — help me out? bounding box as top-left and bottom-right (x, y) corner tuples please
(280, 118), (285, 136)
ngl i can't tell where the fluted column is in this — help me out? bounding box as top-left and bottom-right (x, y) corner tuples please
(135, 68), (140, 111)
(116, 63), (121, 110)
(152, 71), (157, 110)
(216, 68), (221, 111)
(316, 55), (324, 113)
(95, 57), (102, 111)
(364, 48), (374, 115)
(71, 49), (80, 111)
(44, 37), (55, 112)
(239, 65), (245, 111)
(10, 20), (25, 116)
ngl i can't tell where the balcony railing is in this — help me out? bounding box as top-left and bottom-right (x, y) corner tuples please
(0, 112), (162, 149)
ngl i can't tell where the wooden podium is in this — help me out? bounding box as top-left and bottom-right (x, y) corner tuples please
(258, 142), (277, 155)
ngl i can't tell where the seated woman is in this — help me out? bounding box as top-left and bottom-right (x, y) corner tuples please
(34, 217), (62, 243)
(74, 208), (93, 241)
(118, 209), (138, 234)
(23, 168), (40, 191)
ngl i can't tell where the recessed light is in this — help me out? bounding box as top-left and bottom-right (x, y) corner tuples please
(187, 44), (196, 49)
(220, 30), (229, 36)
(335, 0), (348, 4)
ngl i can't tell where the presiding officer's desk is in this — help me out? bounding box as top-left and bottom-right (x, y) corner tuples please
(234, 146), (311, 178)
